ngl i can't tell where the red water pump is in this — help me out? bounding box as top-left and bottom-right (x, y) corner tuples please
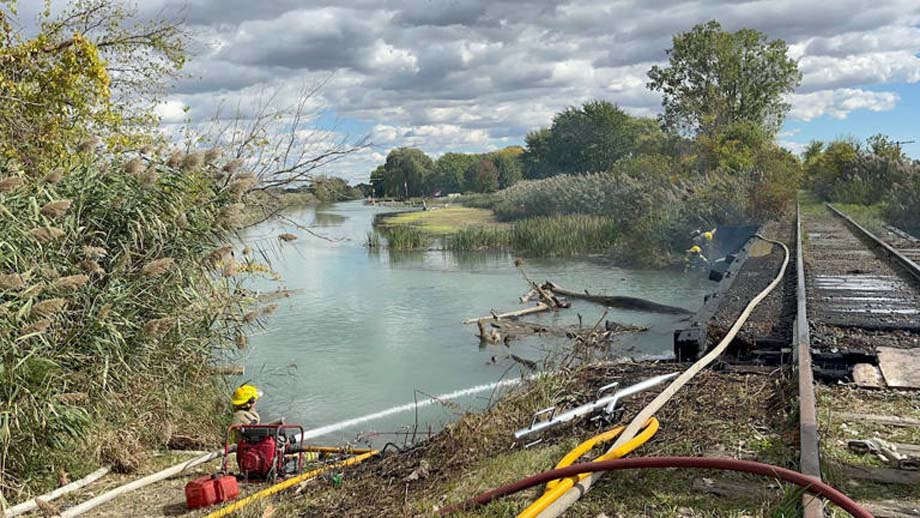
(224, 424), (305, 482)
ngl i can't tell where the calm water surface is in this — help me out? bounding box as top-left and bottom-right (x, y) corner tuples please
(235, 201), (711, 445)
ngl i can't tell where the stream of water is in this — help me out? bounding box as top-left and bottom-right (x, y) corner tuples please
(235, 201), (712, 446)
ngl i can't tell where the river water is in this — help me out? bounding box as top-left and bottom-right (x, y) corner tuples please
(235, 200), (711, 446)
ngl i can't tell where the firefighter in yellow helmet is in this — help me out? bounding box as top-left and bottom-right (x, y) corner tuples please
(684, 244), (709, 272)
(229, 384), (262, 443)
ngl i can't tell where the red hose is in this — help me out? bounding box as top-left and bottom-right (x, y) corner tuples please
(439, 456), (872, 518)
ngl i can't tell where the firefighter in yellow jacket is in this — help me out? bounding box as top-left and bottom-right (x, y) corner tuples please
(684, 244), (709, 272)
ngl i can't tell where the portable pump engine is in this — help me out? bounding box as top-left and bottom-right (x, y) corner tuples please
(225, 423), (306, 481)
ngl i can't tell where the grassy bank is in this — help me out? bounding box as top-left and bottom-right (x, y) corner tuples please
(372, 206), (625, 258)
(444, 215), (621, 256)
(285, 362), (800, 517)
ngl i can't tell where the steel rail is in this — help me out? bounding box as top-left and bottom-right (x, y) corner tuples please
(797, 202), (824, 518)
(827, 203), (920, 283)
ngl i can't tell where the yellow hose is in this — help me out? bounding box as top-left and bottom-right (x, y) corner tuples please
(516, 418), (658, 518)
(297, 445), (375, 455)
(203, 450), (378, 518)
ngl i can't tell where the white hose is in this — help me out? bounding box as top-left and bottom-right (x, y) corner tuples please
(57, 451), (223, 518)
(537, 236), (790, 517)
(4, 468), (110, 517)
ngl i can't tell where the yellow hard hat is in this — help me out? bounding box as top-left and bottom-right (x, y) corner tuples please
(703, 231), (714, 241)
(231, 384), (262, 406)
(688, 245), (702, 254)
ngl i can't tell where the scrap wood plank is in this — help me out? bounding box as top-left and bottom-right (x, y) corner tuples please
(852, 363), (886, 389)
(836, 412), (920, 428)
(878, 347), (920, 389)
(836, 462), (920, 485)
(863, 500), (920, 518)
(691, 477), (775, 499)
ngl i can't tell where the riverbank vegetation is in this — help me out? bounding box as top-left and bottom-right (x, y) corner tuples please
(244, 175), (365, 225)
(804, 134), (920, 234)
(0, 0), (367, 502)
(368, 21), (804, 263)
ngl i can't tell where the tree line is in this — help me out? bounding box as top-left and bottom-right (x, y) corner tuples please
(369, 20), (804, 204)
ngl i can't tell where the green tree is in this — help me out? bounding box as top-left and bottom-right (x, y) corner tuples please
(0, 0), (186, 166)
(490, 146), (524, 188)
(697, 120), (772, 171)
(432, 152), (477, 193)
(806, 139), (859, 199)
(647, 20), (801, 137)
(522, 128), (555, 179)
(309, 175), (357, 202)
(369, 165), (387, 197)
(382, 147), (433, 198)
(522, 101), (663, 178)
(802, 141), (824, 166)
(866, 133), (906, 161)
(464, 157), (499, 193)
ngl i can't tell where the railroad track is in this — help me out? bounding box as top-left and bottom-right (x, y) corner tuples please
(797, 202), (920, 517)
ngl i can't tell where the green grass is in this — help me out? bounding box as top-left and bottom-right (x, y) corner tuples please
(388, 212), (622, 256)
(510, 215), (619, 256)
(381, 226), (430, 250)
(828, 202), (886, 236)
(378, 206), (503, 234)
(444, 226), (512, 251)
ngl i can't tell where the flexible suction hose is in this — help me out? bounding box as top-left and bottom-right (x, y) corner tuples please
(536, 235), (791, 517)
(439, 456), (872, 518)
(517, 418), (659, 518)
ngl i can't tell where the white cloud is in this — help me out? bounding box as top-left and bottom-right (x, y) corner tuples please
(789, 88), (899, 121)
(154, 100), (187, 124)
(147, 0), (920, 180)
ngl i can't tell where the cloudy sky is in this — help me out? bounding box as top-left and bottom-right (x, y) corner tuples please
(25, 1), (920, 182)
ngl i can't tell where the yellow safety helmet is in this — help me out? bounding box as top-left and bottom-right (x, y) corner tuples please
(231, 384), (262, 406)
(688, 245), (702, 254)
(702, 231), (714, 241)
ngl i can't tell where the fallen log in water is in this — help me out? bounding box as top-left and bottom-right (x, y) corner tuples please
(543, 282), (692, 315)
(463, 303), (550, 324)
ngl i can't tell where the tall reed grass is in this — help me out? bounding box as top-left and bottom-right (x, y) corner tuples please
(444, 215), (619, 256)
(0, 149), (260, 498)
(380, 226), (429, 250)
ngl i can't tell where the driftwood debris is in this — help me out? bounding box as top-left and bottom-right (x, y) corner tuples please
(208, 365), (245, 375)
(542, 282), (692, 315)
(477, 320), (503, 344)
(464, 303), (551, 324)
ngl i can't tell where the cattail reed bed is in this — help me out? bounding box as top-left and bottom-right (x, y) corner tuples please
(444, 215), (619, 256)
(0, 149), (263, 499)
(454, 168), (792, 264)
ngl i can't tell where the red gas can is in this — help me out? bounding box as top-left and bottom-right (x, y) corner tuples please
(185, 474), (240, 509)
